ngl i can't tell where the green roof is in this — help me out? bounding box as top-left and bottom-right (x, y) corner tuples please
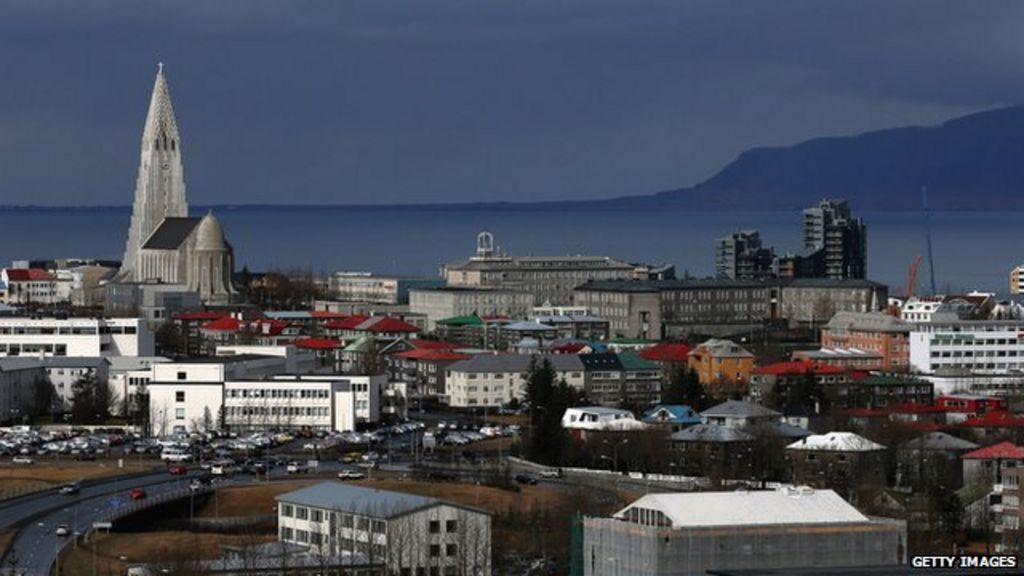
(607, 337), (655, 345)
(343, 334), (374, 352)
(617, 351), (660, 371)
(956, 483), (991, 506)
(437, 314), (483, 326)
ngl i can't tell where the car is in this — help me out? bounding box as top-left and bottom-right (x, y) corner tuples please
(539, 469), (562, 479)
(337, 469), (366, 481)
(55, 524), (70, 537)
(129, 488), (147, 500)
(514, 474), (539, 485)
(356, 460), (378, 470)
(167, 465), (188, 476)
(11, 456), (33, 465)
(286, 461), (308, 474)
(58, 483), (81, 495)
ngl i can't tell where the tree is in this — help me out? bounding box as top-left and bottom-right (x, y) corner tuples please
(524, 358), (579, 465)
(154, 322), (185, 357)
(31, 374), (58, 420)
(69, 373), (115, 424)
(662, 365), (708, 410)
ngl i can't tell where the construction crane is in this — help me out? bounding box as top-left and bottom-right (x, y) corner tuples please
(907, 255), (922, 300)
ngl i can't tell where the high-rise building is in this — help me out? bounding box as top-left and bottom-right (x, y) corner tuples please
(801, 199), (867, 279)
(715, 229), (775, 279)
(1010, 265), (1024, 295)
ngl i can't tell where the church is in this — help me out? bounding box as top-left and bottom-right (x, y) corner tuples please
(117, 64), (237, 305)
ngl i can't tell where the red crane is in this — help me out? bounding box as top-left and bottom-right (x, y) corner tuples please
(906, 255), (922, 300)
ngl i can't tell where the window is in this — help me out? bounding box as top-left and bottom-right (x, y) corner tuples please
(311, 510), (323, 522)
(177, 371), (187, 381)
(429, 544), (440, 557)
(429, 520), (440, 533)
(445, 519), (457, 532)
(296, 507), (309, 520)
(445, 543), (457, 556)
(175, 391), (185, 402)
(175, 408), (185, 420)
(281, 504), (294, 517)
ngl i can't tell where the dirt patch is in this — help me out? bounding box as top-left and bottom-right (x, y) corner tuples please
(59, 531), (274, 576)
(0, 461), (152, 500)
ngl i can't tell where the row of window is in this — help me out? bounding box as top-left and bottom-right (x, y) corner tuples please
(225, 405), (330, 418)
(226, 388), (331, 399)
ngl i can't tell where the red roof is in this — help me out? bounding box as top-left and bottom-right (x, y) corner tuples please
(324, 315), (371, 330)
(963, 441), (1024, 460)
(752, 360), (844, 376)
(393, 349), (471, 362)
(409, 339), (457, 350)
(293, 338), (343, 350)
(640, 343), (691, 363)
(848, 370), (873, 381)
(890, 402), (946, 414)
(311, 310), (348, 319)
(4, 268), (56, 281)
(358, 317), (420, 333)
(253, 319), (290, 336)
(551, 342), (588, 354)
(174, 311), (228, 321)
(201, 316), (242, 332)
(959, 410), (1024, 428)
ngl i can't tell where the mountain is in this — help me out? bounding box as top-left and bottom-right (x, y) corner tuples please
(607, 106), (1024, 210)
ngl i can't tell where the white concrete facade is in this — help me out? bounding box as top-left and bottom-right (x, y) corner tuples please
(909, 317), (1024, 374)
(0, 317), (153, 358)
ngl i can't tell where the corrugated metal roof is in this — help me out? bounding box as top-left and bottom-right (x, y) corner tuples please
(616, 488), (869, 528)
(701, 400), (780, 419)
(785, 432), (886, 452)
(276, 481), (438, 518)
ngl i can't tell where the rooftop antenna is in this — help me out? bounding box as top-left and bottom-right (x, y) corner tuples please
(922, 185), (937, 295)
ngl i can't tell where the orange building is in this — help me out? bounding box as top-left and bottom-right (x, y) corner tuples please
(820, 311), (910, 371)
(687, 338), (755, 398)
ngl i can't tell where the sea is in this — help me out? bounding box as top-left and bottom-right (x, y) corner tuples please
(0, 206), (1015, 297)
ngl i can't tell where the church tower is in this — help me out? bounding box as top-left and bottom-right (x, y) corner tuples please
(119, 63), (189, 280)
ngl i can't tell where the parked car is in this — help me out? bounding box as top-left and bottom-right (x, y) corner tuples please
(59, 483), (81, 495)
(286, 461), (308, 474)
(167, 465), (188, 476)
(11, 456), (33, 465)
(337, 469), (366, 481)
(514, 474), (539, 485)
(129, 488), (147, 500)
(539, 469), (562, 479)
(55, 524), (70, 537)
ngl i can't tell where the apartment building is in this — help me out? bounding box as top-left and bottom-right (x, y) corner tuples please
(909, 314), (1024, 374)
(821, 311), (911, 370)
(0, 317), (153, 357)
(443, 354), (585, 408)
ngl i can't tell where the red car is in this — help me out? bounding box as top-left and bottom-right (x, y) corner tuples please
(129, 488), (147, 500)
(167, 465), (188, 476)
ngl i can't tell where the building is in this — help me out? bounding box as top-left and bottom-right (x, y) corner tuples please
(715, 230), (775, 280)
(0, 317), (153, 357)
(328, 272), (444, 304)
(791, 347), (884, 371)
(386, 344), (470, 399)
(409, 287), (534, 331)
(820, 312), (911, 370)
(107, 356), (171, 416)
(276, 482), (491, 576)
(574, 278), (887, 340)
(800, 198), (867, 280)
(909, 314), (1024, 375)
(1012, 265), (1024, 296)
(700, 400), (781, 429)
(642, 404), (701, 433)
(0, 357), (44, 424)
(104, 281), (203, 329)
(785, 432), (888, 501)
(116, 65), (236, 305)
(40, 357), (110, 409)
(0, 268), (59, 305)
(443, 354), (584, 408)
(442, 231), (635, 305)
(748, 360), (847, 406)
(688, 339), (754, 398)
(581, 488), (905, 576)
(147, 363), (383, 434)
(830, 374), (934, 411)
(668, 423), (755, 477)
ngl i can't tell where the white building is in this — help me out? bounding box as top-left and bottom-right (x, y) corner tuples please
(443, 354), (585, 408)
(40, 357), (111, 409)
(0, 317), (153, 358)
(909, 314), (1024, 375)
(561, 407), (640, 431)
(147, 360), (385, 435)
(107, 356), (172, 415)
(409, 287), (535, 331)
(276, 482), (491, 576)
(0, 268), (59, 305)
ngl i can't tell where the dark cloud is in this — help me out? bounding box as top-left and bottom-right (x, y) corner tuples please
(0, 0), (1020, 205)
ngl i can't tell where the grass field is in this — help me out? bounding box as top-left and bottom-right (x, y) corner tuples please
(59, 531), (275, 576)
(0, 461), (153, 499)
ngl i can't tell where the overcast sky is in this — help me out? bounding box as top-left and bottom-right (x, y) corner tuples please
(0, 1), (1020, 206)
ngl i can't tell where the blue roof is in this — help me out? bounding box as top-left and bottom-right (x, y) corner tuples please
(263, 311), (313, 320)
(643, 404), (701, 424)
(276, 482), (439, 518)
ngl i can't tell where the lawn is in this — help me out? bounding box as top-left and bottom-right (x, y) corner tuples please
(59, 531), (274, 576)
(0, 460), (153, 500)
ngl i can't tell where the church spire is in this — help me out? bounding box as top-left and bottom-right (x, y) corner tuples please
(118, 64), (190, 281)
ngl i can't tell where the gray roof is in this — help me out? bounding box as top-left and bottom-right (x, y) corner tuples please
(670, 423), (753, 443)
(898, 432), (979, 452)
(0, 357), (42, 372)
(503, 321), (557, 331)
(276, 482), (440, 518)
(447, 353), (584, 373)
(40, 357), (109, 369)
(702, 400), (780, 419)
(825, 311), (911, 334)
(575, 277), (884, 293)
(765, 420), (814, 438)
(142, 217), (202, 250)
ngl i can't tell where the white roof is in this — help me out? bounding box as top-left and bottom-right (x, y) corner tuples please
(615, 487), (869, 528)
(785, 431), (886, 452)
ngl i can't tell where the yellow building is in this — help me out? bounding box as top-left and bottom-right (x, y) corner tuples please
(1011, 265), (1024, 295)
(688, 338), (755, 399)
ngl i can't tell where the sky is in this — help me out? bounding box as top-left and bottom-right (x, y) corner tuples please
(0, 1), (1021, 206)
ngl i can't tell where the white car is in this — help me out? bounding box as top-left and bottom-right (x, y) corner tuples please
(286, 462), (308, 474)
(337, 469), (366, 481)
(539, 469), (562, 479)
(12, 456), (33, 465)
(55, 524), (70, 537)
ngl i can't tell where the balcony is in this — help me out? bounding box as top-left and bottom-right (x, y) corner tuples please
(994, 484), (1004, 494)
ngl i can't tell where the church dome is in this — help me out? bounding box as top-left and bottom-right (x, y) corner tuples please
(195, 212), (229, 252)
